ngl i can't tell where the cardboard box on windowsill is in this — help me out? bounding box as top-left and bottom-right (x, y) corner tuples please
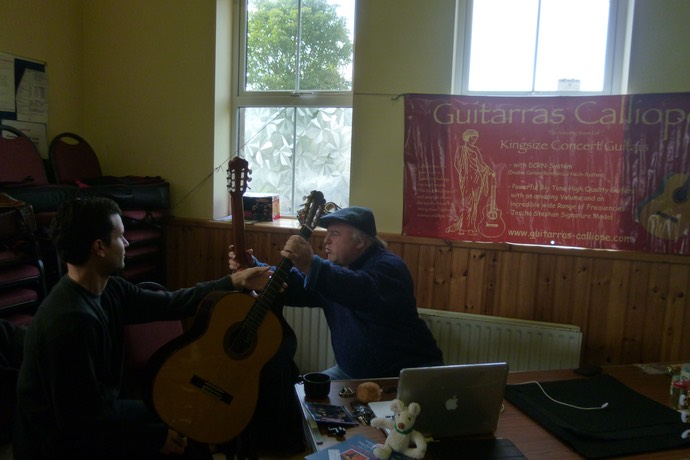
(243, 192), (280, 221)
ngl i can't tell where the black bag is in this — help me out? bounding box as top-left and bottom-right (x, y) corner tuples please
(0, 193), (36, 242)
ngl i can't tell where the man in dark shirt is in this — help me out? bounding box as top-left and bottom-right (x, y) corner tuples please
(233, 206), (443, 379)
(14, 197), (271, 459)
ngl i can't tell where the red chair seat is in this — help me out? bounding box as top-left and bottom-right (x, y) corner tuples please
(0, 288), (38, 309)
(0, 265), (40, 285)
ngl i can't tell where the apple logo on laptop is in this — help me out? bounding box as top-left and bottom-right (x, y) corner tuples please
(445, 395), (458, 411)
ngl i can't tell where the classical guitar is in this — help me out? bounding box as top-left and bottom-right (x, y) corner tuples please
(148, 191), (326, 444)
(478, 176), (506, 238)
(226, 157), (253, 268)
(638, 173), (690, 240)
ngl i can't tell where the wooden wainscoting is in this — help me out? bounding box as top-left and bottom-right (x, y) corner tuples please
(165, 217), (690, 368)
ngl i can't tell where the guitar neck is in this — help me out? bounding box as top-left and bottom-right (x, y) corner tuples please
(249, 225), (313, 317)
(231, 193), (252, 268)
(243, 189), (325, 326)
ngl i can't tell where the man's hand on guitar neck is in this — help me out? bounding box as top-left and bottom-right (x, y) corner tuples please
(228, 245), (256, 272)
(281, 234), (314, 274)
(230, 266), (273, 292)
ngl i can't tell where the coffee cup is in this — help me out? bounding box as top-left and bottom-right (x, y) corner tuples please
(302, 372), (331, 399)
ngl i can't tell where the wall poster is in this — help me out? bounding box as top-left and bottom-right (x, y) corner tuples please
(0, 51), (48, 157)
(403, 93), (690, 255)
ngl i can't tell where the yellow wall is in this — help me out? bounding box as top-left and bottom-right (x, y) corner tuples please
(2, 0), (690, 231)
(81, 0), (219, 218)
(0, 0), (83, 139)
(350, 0), (455, 232)
(627, 0), (690, 93)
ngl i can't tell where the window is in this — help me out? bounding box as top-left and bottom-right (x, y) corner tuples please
(234, 0), (355, 215)
(457, 0), (632, 95)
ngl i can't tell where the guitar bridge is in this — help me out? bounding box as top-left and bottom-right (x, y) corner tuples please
(190, 375), (233, 404)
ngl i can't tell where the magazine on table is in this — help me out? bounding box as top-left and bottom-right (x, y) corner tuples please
(305, 434), (415, 460)
(304, 402), (359, 427)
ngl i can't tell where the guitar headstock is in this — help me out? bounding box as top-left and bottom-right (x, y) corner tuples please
(227, 157), (251, 197)
(298, 191), (327, 230)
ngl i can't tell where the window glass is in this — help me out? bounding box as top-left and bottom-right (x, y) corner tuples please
(245, 0), (299, 91)
(466, 0), (619, 94)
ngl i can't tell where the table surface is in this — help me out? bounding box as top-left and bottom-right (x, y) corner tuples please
(294, 364), (690, 459)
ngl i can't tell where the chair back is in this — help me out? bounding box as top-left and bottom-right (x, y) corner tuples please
(0, 125), (48, 186)
(49, 132), (103, 184)
(121, 282), (184, 397)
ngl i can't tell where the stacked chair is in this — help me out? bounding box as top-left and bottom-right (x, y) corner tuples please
(0, 125), (70, 296)
(0, 193), (45, 325)
(48, 132), (169, 284)
(0, 126), (170, 292)
(0, 125), (74, 234)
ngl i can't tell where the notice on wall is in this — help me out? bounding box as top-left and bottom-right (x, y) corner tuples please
(402, 93), (690, 255)
(0, 52), (48, 156)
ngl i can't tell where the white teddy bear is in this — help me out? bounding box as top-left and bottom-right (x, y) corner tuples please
(370, 399), (427, 459)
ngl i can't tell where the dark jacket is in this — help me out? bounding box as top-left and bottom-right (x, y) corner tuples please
(13, 275), (234, 460)
(285, 244), (443, 378)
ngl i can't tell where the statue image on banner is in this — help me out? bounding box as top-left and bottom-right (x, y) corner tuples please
(446, 129), (504, 238)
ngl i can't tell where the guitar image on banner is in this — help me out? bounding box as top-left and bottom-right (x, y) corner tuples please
(478, 175), (506, 238)
(226, 156), (253, 268)
(638, 173), (690, 241)
(148, 191), (326, 444)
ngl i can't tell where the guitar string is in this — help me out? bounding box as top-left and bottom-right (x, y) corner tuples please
(203, 214), (321, 401)
(227, 224), (313, 349)
(224, 217), (319, 362)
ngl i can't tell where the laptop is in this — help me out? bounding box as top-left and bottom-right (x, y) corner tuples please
(394, 362), (509, 440)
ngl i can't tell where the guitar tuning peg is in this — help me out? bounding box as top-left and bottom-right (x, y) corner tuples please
(247, 177), (252, 182)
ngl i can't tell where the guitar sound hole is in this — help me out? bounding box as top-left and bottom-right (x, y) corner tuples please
(224, 321), (257, 359)
(673, 186), (689, 204)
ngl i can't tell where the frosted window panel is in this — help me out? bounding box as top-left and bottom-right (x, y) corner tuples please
(240, 107), (351, 215)
(294, 107), (351, 210)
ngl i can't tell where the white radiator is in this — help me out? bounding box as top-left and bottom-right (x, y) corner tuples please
(283, 306), (582, 373)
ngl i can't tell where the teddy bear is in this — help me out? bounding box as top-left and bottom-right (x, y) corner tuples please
(370, 399), (427, 459)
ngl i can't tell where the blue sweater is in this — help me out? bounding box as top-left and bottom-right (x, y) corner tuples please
(284, 244), (443, 379)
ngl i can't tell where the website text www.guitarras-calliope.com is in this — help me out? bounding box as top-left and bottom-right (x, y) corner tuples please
(507, 229), (635, 244)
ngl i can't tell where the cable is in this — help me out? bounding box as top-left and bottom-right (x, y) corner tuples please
(509, 381), (609, 410)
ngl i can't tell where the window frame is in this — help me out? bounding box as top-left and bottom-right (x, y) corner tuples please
(231, 0), (354, 216)
(454, 0), (634, 96)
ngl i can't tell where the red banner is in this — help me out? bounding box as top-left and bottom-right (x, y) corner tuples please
(403, 93), (690, 254)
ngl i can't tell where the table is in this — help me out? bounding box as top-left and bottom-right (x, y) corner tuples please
(294, 365), (690, 459)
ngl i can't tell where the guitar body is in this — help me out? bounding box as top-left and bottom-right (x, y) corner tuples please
(149, 190), (325, 445)
(150, 291), (283, 444)
(638, 173), (690, 240)
(478, 205), (506, 238)
(478, 178), (505, 238)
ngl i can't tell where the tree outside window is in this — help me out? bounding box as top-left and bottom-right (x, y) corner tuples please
(237, 0), (354, 215)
